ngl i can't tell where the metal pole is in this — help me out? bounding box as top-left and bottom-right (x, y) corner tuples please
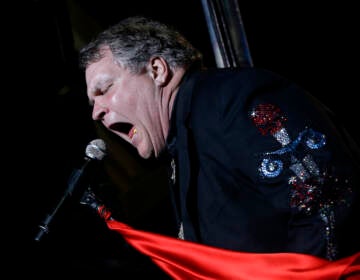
(200, 0), (253, 68)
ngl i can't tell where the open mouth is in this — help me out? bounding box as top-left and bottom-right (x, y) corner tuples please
(109, 122), (133, 137)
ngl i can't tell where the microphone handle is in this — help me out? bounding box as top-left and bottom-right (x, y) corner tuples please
(34, 189), (68, 241)
(34, 158), (91, 241)
(67, 157), (91, 194)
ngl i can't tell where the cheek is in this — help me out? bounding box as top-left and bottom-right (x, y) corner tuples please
(110, 90), (138, 115)
(110, 75), (154, 114)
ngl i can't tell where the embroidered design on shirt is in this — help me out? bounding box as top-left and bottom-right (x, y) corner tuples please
(249, 103), (353, 260)
(178, 222), (184, 240)
(169, 158), (183, 239)
(170, 158), (176, 186)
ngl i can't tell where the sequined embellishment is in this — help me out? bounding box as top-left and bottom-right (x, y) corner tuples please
(250, 103), (288, 134)
(260, 158), (283, 178)
(178, 222), (184, 240)
(169, 158), (183, 240)
(170, 158), (176, 185)
(249, 103), (353, 260)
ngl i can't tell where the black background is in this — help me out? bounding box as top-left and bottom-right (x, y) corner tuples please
(7, 0), (359, 278)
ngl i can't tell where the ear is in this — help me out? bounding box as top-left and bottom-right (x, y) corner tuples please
(148, 57), (171, 86)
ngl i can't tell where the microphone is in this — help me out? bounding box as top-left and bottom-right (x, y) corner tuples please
(34, 138), (107, 241)
(67, 139), (107, 194)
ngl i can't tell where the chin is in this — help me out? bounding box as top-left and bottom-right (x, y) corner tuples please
(137, 148), (153, 159)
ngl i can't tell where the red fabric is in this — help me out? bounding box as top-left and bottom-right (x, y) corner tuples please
(106, 219), (360, 280)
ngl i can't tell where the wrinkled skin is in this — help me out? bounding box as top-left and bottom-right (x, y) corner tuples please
(85, 47), (184, 158)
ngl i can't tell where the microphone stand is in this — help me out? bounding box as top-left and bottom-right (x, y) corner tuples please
(80, 187), (113, 221)
(34, 159), (91, 241)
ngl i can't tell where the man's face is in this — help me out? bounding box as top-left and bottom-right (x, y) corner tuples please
(85, 49), (167, 158)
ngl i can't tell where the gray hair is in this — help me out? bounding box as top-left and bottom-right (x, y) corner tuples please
(79, 16), (203, 73)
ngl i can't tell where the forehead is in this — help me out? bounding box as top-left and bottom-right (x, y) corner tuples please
(85, 49), (118, 82)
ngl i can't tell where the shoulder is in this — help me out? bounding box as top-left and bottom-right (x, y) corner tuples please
(187, 67), (296, 106)
(194, 67), (288, 84)
(188, 67), (293, 99)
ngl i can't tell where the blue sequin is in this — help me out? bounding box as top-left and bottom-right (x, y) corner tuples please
(260, 158), (283, 178)
(306, 129), (326, 149)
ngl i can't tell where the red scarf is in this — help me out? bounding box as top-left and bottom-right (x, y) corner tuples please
(105, 219), (359, 280)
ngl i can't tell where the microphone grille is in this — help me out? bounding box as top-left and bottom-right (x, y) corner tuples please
(85, 138), (107, 160)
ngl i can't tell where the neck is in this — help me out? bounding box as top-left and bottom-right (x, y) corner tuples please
(166, 67), (187, 119)
(158, 67), (187, 142)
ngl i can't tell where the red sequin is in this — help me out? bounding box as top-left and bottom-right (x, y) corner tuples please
(250, 103), (287, 135)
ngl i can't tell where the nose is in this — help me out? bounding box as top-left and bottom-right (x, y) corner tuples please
(92, 101), (107, 121)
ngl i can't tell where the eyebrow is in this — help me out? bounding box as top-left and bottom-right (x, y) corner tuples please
(89, 74), (113, 95)
(94, 77), (112, 91)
